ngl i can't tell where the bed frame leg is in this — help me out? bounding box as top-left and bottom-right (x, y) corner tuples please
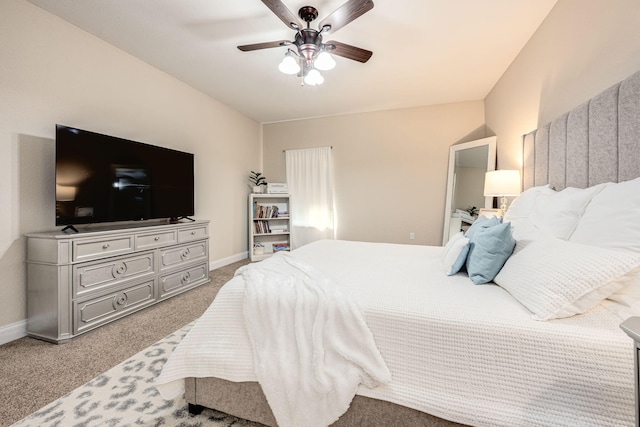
(188, 403), (205, 416)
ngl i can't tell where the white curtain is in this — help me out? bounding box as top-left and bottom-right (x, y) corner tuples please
(285, 147), (335, 249)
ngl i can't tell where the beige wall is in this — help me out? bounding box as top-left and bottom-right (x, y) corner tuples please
(263, 102), (485, 246)
(0, 1), (260, 332)
(485, 0), (640, 171)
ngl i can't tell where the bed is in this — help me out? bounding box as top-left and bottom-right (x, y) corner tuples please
(155, 69), (640, 427)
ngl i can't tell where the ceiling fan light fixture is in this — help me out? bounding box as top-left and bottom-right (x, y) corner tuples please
(278, 51), (300, 75)
(314, 51), (336, 71)
(304, 68), (324, 85)
(239, 1), (375, 86)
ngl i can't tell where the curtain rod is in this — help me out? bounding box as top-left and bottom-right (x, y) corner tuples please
(283, 146), (333, 152)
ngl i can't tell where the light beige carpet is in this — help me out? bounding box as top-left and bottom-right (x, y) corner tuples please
(0, 258), (250, 426)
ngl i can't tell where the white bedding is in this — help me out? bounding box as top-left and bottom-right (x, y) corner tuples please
(156, 239), (635, 427)
(238, 253), (390, 427)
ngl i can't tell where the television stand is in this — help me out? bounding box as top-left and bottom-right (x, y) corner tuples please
(26, 220), (210, 343)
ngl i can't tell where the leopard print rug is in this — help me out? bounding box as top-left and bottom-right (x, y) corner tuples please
(11, 323), (262, 427)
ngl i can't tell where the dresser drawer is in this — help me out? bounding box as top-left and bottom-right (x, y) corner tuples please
(74, 279), (156, 334)
(73, 251), (155, 298)
(73, 235), (134, 262)
(160, 240), (208, 272)
(178, 225), (208, 243)
(159, 262), (209, 299)
(135, 229), (178, 251)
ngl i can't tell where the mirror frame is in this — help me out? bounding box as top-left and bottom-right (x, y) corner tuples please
(441, 136), (497, 245)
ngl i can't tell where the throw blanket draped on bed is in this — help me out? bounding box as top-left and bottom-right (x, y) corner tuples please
(237, 252), (391, 427)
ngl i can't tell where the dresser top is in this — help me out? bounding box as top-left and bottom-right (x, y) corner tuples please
(27, 219), (209, 240)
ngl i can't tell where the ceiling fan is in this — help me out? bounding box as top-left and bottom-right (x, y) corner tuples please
(238, 0), (374, 85)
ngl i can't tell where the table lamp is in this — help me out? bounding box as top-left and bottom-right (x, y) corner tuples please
(483, 170), (521, 215)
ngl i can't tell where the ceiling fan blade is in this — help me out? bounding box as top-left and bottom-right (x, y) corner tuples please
(326, 40), (372, 63)
(261, 0), (303, 30)
(237, 40), (290, 52)
(319, 0), (374, 34)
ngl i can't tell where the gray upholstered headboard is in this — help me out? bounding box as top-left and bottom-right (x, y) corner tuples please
(522, 69), (640, 191)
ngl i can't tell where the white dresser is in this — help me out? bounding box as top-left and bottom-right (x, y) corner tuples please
(26, 220), (210, 343)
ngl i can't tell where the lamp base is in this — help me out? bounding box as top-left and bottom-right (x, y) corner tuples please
(499, 196), (508, 215)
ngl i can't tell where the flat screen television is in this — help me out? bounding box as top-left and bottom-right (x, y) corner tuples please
(55, 124), (195, 228)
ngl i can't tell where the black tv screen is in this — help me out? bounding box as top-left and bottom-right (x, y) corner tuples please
(55, 124), (195, 226)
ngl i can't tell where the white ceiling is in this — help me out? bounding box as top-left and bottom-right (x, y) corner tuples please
(27, 0), (557, 124)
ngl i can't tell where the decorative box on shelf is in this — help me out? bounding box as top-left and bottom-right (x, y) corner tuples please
(267, 183), (288, 194)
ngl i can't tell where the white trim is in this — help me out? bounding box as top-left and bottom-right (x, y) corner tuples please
(209, 251), (249, 271)
(0, 319), (27, 345)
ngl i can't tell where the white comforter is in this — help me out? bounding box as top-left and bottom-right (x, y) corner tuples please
(237, 252), (391, 427)
(156, 239), (635, 427)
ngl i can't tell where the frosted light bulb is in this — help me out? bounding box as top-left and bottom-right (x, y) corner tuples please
(304, 68), (324, 85)
(278, 54), (300, 75)
(314, 51), (336, 71)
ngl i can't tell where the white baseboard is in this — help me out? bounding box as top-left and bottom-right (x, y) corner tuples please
(0, 320), (27, 345)
(209, 251), (249, 271)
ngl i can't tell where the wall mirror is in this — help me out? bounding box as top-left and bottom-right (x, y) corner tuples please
(442, 136), (497, 245)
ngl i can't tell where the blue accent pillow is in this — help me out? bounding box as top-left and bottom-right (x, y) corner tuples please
(466, 222), (516, 285)
(465, 215), (502, 240)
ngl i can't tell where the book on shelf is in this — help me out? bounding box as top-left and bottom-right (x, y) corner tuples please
(253, 203), (281, 219)
(272, 243), (290, 252)
(254, 220), (271, 234)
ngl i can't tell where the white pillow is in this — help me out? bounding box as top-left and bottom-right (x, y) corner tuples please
(506, 219), (545, 242)
(602, 272), (640, 320)
(528, 183), (608, 240)
(504, 185), (555, 221)
(494, 238), (640, 320)
(443, 231), (463, 253)
(504, 185), (554, 242)
(442, 232), (470, 275)
(571, 177), (640, 253)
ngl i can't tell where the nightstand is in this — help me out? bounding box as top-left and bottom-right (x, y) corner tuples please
(620, 317), (640, 427)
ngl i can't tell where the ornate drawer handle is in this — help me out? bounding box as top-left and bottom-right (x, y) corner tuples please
(102, 243), (110, 249)
(112, 263), (127, 277)
(181, 249), (190, 259)
(181, 272), (191, 284)
(191, 231), (196, 235)
(113, 293), (128, 309)
(154, 236), (160, 241)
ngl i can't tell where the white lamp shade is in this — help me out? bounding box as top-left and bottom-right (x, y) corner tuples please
(314, 51), (336, 71)
(278, 54), (300, 75)
(483, 170), (521, 196)
(304, 68), (324, 85)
